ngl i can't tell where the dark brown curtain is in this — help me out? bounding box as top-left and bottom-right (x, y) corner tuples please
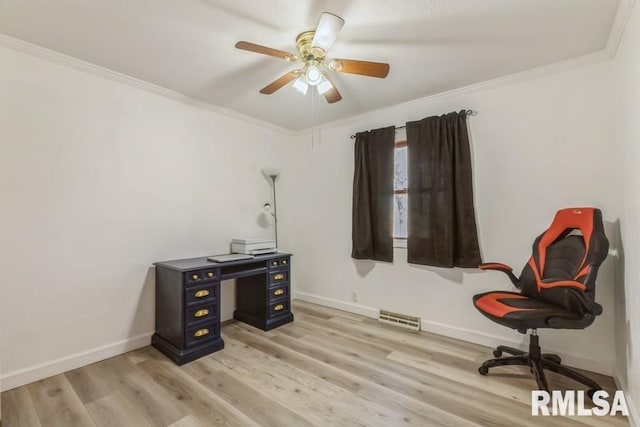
(351, 126), (395, 262)
(406, 111), (481, 267)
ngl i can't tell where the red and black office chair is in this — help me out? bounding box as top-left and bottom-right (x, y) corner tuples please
(473, 208), (609, 397)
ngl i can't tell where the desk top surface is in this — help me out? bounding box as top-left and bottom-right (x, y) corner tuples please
(154, 252), (292, 272)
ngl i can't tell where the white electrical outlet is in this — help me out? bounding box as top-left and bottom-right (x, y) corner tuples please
(352, 291), (358, 302)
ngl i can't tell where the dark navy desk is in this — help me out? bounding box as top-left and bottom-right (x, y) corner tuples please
(152, 253), (293, 365)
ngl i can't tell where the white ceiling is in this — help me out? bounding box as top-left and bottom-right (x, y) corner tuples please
(0, 0), (621, 130)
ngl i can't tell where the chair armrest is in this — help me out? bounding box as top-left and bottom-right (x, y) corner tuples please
(538, 280), (586, 291)
(478, 263), (520, 287)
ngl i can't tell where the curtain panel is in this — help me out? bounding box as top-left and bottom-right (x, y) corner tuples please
(406, 111), (481, 267)
(351, 126), (395, 262)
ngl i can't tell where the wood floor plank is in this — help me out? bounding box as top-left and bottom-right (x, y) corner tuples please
(65, 362), (115, 404)
(200, 370), (318, 427)
(294, 314), (539, 400)
(225, 323), (364, 393)
(294, 300), (367, 322)
(86, 391), (153, 427)
(1, 386), (43, 427)
(27, 374), (96, 427)
(169, 415), (207, 427)
(296, 308), (594, 403)
(297, 311), (480, 363)
(114, 369), (187, 427)
(300, 335), (530, 404)
(212, 335), (414, 427)
(136, 358), (261, 427)
(271, 328), (592, 427)
(225, 325), (473, 427)
(178, 358), (221, 381)
(2, 301), (628, 427)
(307, 323), (625, 427)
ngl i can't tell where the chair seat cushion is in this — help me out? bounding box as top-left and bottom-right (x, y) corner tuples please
(473, 291), (582, 331)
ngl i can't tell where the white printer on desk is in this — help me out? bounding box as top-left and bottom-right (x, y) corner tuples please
(231, 238), (277, 255)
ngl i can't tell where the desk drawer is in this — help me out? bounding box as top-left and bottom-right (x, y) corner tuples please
(185, 283), (216, 306)
(269, 271), (289, 284)
(268, 284), (290, 302)
(268, 300), (290, 318)
(185, 323), (217, 348)
(184, 269), (218, 285)
(269, 258), (290, 268)
(185, 305), (216, 327)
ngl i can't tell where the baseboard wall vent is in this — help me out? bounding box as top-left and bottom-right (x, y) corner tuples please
(379, 310), (421, 332)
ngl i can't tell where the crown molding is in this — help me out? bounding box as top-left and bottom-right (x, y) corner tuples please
(298, 49), (611, 136)
(0, 34), (296, 137)
(606, 0), (637, 58)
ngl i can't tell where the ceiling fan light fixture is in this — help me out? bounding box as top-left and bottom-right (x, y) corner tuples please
(235, 12), (389, 104)
(311, 12), (345, 53)
(292, 77), (309, 95)
(328, 59), (342, 71)
(305, 65), (322, 85)
(316, 76), (333, 95)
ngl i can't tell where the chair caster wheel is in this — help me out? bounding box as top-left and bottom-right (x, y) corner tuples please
(478, 366), (489, 376)
(493, 349), (502, 358)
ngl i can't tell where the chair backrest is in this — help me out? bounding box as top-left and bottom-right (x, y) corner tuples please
(519, 208), (609, 315)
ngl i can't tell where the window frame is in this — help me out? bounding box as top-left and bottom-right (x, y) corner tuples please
(393, 138), (408, 247)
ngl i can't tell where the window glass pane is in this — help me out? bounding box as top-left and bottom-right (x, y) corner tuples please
(394, 146), (408, 191)
(393, 193), (408, 238)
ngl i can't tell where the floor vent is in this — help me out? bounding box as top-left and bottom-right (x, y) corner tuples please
(378, 310), (421, 332)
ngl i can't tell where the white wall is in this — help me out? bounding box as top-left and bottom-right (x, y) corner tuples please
(290, 57), (621, 375)
(610, 1), (640, 424)
(0, 46), (296, 390)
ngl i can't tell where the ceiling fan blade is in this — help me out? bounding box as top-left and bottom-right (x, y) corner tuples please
(235, 41), (298, 61)
(329, 58), (390, 78)
(311, 12), (345, 54)
(260, 70), (302, 94)
(322, 73), (342, 104)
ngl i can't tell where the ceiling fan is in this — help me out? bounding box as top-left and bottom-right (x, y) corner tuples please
(235, 12), (390, 104)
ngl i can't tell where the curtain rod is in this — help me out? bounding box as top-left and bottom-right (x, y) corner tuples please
(349, 109), (476, 139)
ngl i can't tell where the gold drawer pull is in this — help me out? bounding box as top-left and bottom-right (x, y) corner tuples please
(274, 273), (284, 281)
(194, 328), (209, 337)
(207, 272), (214, 278)
(274, 289), (284, 296)
(194, 309), (209, 318)
(272, 261), (278, 266)
(192, 274), (200, 280)
(195, 290), (210, 298)
(282, 259), (287, 265)
(274, 304), (284, 311)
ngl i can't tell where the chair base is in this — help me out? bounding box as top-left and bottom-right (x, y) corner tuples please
(478, 333), (602, 399)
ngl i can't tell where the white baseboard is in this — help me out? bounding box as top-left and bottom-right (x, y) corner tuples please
(294, 292), (612, 375)
(295, 292), (379, 319)
(0, 332), (153, 392)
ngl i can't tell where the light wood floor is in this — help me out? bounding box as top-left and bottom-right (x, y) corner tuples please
(1, 301), (628, 427)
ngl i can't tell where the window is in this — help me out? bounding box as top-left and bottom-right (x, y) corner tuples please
(393, 137), (408, 240)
